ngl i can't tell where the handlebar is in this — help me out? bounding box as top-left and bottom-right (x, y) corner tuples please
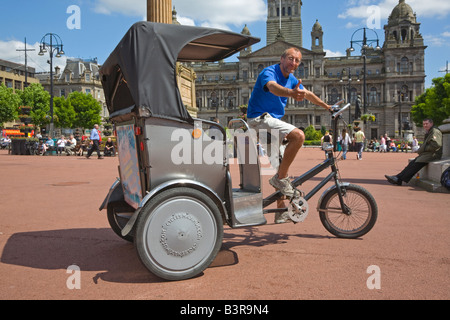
(331, 103), (351, 120)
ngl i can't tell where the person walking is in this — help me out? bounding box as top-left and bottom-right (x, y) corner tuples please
(354, 127), (365, 160)
(86, 124), (103, 159)
(340, 128), (351, 160)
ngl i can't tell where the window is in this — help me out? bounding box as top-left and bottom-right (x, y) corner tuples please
(369, 87), (378, 104)
(400, 57), (409, 74)
(350, 88), (358, 104)
(329, 88), (339, 104)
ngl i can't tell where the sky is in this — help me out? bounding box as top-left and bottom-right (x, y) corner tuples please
(1, 0), (449, 89)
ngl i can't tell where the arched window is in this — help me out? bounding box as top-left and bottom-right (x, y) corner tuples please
(330, 88), (339, 104)
(227, 91), (235, 109)
(296, 62), (305, 78)
(400, 57), (409, 74)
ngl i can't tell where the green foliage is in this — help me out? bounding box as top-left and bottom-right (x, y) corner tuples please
(69, 91), (102, 129)
(0, 84), (21, 126)
(304, 125), (322, 141)
(412, 73), (450, 127)
(19, 83), (50, 127)
(53, 96), (76, 129)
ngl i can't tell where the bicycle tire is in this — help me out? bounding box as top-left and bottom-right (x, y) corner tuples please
(318, 184), (377, 239)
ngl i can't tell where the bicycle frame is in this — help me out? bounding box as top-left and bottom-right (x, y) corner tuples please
(263, 102), (351, 215)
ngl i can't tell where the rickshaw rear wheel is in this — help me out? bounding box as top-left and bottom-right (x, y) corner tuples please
(107, 202), (134, 242)
(134, 187), (223, 281)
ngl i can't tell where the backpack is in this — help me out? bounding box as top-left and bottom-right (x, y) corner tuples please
(441, 167), (450, 190)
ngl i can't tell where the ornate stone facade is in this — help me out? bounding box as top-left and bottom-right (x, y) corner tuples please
(193, 0), (426, 140)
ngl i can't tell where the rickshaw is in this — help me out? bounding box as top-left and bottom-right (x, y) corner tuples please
(99, 22), (377, 281)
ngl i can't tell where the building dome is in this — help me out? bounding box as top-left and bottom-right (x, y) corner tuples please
(388, 0), (416, 25)
(312, 19), (322, 32)
(241, 24), (251, 36)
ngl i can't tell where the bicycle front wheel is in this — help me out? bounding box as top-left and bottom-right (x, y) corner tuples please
(318, 184), (377, 239)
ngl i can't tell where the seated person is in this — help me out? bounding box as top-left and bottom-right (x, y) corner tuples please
(64, 134), (77, 155)
(42, 136), (55, 155)
(373, 139), (380, 152)
(56, 135), (66, 155)
(389, 142), (397, 152)
(1, 136), (11, 149)
(104, 137), (115, 156)
(385, 119), (442, 186)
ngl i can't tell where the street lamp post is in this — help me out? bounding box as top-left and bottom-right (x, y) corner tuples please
(38, 33), (64, 137)
(347, 28), (381, 115)
(396, 87), (409, 138)
(340, 68), (360, 123)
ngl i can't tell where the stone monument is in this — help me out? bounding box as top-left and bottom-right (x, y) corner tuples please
(147, 0), (198, 117)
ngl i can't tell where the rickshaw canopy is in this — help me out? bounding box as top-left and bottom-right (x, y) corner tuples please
(100, 21), (260, 122)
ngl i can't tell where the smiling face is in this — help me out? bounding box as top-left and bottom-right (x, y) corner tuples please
(280, 48), (302, 78)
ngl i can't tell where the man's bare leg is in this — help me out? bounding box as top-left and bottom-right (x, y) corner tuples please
(277, 128), (305, 179)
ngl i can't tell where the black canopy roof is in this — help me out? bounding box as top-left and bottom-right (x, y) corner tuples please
(100, 22), (260, 122)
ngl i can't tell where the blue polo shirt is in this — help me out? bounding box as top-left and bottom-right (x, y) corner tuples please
(247, 64), (302, 119)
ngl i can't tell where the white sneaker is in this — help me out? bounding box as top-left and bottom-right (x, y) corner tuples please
(274, 211), (292, 224)
(269, 174), (295, 198)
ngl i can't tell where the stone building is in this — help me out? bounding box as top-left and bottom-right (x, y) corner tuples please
(37, 58), (108, 119)
(0, 59), (39, 92)
(193, 0), (426, 140)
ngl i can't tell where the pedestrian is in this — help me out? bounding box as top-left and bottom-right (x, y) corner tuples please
(321, 130), (332, 157)
(380, 135), (387, 152)
(385, 118), (442, 186)
(340, 128), (351, 160)
(354, 127), (365, 160)
(86, 124), (103, 159)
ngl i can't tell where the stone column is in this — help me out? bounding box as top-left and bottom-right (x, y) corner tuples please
(439, 117), (450, 159)
(147, 0), (172, 24)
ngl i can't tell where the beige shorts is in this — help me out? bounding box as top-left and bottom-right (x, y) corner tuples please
(247, 114), (297, 168)
(247, 113), (297, 144)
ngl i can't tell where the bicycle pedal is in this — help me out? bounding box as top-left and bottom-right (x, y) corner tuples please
(289, 188), (304, 201)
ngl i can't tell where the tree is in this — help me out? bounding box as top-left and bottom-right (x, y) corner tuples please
(0, 84), (20, 127)
(53, 96), (76, 129)
(411, 73), (450, 127)
(304, 125), (322, 141)
(69, 91), (102, 129)
(19, 83), (50, 128)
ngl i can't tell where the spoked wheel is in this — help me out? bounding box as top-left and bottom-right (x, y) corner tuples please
(107, 202), (135, 242)
(319, 184), (377, 239)
(134, 187), (223, 281)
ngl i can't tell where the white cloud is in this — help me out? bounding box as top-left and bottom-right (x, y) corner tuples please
(172, 0), (266, 28)
(338, 0), (450, 22)
(93, 0), (145, 17)
(92, 0), (267, 29)
(423, 34), (446, 47)
(0, 40), (68, 74)
(325, 49), (345, 57)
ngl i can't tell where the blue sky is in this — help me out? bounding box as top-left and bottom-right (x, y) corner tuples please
(1, 0), (449, 89)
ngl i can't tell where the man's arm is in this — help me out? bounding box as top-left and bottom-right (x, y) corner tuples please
(265, 81), (304, 101)
(265, 80), (330, 110)
(303, 89), (330, 110)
